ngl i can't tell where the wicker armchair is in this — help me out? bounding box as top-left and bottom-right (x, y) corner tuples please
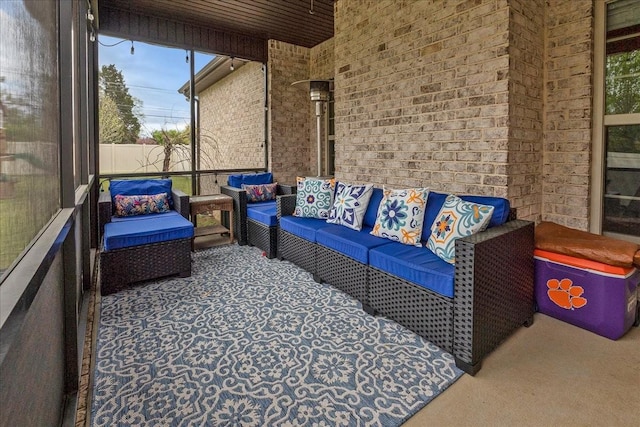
(98, 180), (193, 295)
(221, 176), (295, 258)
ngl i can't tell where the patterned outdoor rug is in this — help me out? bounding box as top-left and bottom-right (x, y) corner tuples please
(90, 244), (463, 426)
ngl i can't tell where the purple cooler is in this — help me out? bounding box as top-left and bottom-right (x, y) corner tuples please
(534, 249), (639, 340)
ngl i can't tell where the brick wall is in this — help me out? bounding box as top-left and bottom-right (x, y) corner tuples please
(508, 0), (544, 221)
(330, 0), (595, 227)
(267, 40), (312, 184)
(543, 0), (593, 229)
(334, 0), (516, 195)
(198, 61), (265, 170)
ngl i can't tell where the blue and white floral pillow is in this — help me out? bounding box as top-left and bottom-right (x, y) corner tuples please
(427, 194), (494, 264)
(370, 187), (429, 246)
(326, 182), (374, 231)
(293, 177), (336, 219)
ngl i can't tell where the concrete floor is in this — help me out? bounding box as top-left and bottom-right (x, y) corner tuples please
(83, 238), (639, 427)
(406, 313), (640, 427)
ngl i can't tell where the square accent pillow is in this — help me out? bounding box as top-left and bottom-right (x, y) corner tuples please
(326, 182), (374, 231)
(242, 182), (278, 203)
(426, 194), (495, 264)
(293, 176), (336, 219)
(370, 187), (429, 246)
(114, 193), (171, 217)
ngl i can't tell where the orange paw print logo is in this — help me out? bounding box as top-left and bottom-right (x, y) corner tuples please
(547, 278), (587, 310)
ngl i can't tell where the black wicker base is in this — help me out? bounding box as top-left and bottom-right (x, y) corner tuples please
(248, 219), (277, 259)
(278, 230), (316, 274)
(316, 245), (368, 304)
(369, 267), (454, 352)
(100, 238), (192, 295)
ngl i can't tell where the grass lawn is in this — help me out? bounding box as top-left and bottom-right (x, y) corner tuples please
(0, 176), (59, 270)
(1, 175), (218, 272)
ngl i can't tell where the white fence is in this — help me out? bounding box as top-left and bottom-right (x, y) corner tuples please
(99, 143), (192, 174)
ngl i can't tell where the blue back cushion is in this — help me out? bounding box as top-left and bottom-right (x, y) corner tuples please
(228, 174), (243, 188)
(110, 179), (173, 208)
(228, 172), (273, 188)
(363, 187), (385, 228)
(421, 191), (511, 242)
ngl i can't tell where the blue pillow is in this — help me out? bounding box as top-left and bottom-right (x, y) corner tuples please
(110, 179), (173, 208)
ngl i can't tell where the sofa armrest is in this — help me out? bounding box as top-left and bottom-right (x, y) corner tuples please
(276, 194), (297, 219)
(452, 219), (535, 374)
(221, 185), (248, 245)
(98, 191), (113, 239)
(277, 184), (297, 195)
(172, 189), (190, 219)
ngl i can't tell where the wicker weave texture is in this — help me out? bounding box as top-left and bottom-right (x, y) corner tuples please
(279, 230), (317, 274)
(100, 238), (192, 295)
(453, 220), (535, 368)
(316, 245), (368, 303)
(276, 194), (297, 218)
(248, 219), (277, 259)
(220, 186), (248, 245)
(369, 267), (454, 352)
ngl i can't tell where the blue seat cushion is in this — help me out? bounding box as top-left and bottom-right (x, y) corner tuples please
(280, 216), (328, 242)
(247, 201), (277, 227)
(103, 211), (194, 251)
(316, 225), (389, 264)
(369, 242), (455, 298)
(110, 179), (174, 208)
(228, 172), (273, 188)
(422, 191), (511, 241)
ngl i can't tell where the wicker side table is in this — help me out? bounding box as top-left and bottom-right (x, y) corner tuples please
(190, 194), (234, 247)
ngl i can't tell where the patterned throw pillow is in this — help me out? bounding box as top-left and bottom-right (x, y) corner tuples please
(293, 177), (336, 219)
(242, 183), (278, 203)
(326, 182), (374, 231)
(426, 194), (494, 264)
(370, 187), (429, 246)
(114, 193), (171, 217)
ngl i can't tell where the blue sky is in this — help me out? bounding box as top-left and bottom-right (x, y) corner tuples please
(98, 35), (214, 137)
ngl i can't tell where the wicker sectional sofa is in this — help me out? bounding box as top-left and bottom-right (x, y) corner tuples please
(277, 187), (535, 375)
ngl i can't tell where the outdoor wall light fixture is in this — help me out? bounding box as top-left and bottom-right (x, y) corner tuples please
(291, 79), (331, 176)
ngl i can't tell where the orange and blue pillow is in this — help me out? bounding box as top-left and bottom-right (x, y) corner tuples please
(370, 187), (429, 246)
(293, 176), (336, 219)
(426, 194), (494, 264)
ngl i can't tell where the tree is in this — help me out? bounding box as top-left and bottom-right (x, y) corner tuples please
(98, 95), (126, 144)
(98, 64), (142, 143)
(151, 126), (190, 172)
(605, 50), (640, 153)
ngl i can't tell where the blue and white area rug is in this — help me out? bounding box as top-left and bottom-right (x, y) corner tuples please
(90, 245), (462, 426)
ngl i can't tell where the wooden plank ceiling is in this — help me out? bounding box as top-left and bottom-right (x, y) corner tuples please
(98, 0), (335, 49)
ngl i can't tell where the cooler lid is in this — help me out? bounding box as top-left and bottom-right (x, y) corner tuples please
(534, 249), (636, 276)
